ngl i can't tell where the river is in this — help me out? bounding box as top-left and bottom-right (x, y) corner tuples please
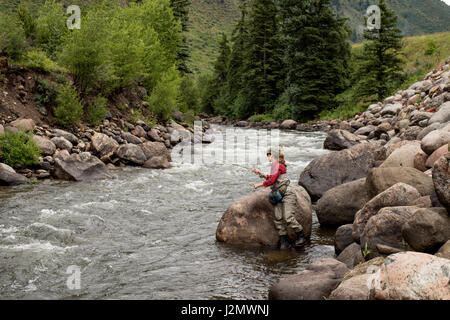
(0, 125), (334, 299)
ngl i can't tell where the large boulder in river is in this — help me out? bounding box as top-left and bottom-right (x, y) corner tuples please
(316, 178), (368, 226)
(141, 141), (171, 162)
(91, 132), (119, 158)
(143, 156), (171, 169)
(268, 258), (348, 300)
(323, 129), (362, 151)
(279, 119), (297, 130)
(402, 208), (450, 253)
(365, 167), (435, 200)
(420, 127), (450, 155)
(115, 144), (147, 165)
(369, 252), (450, 300)
(360, 206), (420, 259)
(298, 143), (380, 201)
(0, 163), (30, 186)
(216, 185), (312, 247)
(379, 141), (421, 168)
(352, 183), (421, 242)
(53, 150), (112, 182)
(32, 135), (56, 156)
(432, 152), (450, 212)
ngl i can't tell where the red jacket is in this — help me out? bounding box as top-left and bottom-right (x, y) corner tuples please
(263, 163), (287, 188)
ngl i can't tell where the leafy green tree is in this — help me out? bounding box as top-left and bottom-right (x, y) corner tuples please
(353, 0), (404, 102)
(54, 83), (84, 127)
(170, 0), (191, 74)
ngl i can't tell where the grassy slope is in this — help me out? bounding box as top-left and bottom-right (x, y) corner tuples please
(319, 31), (450, 120)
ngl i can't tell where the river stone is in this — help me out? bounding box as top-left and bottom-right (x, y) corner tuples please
(414, 150), (428, 172)
(133, 125), (147, 138)
(216, 185), (312, 247)
(32, 135), (56, 156)
(435, 240), (450, 259)
(280, 120), (297, 130)
(421, 128), (450, 155)
(0, 164), (30, 185)
(417, 122), (442, 141)
(142, 156), (171, 169)
(334, 224), (355, 255)
(360, 206), (420, 259)
(426, 144), (448, 168)
(352, 183), (421, 243)
(121, 132), (142, 145)
(9, 118), (35, 132)
(316, 178), (368, 226)
(402, 208), (450, 253)
(369, 252), (450, 300)
(323, 129), (362, 151)
(432, 153), (450, 212)
(381, 104), (402, 116)
(50, 136), (73, 151)
(379, 141), (421, 168)
(354, 125), (377, 136)
(53, 152), (112, 181)
(268, 258), (348, 300)
(329, 273), (371, 300)
(429, 101), (450, 125)
(365, 167), (434, 200)
(141, 141), (171, 162)
(52, 129), (79, 145)
(115, 144), (147, 165)
(147, 129), (162, 142)
(298, 143), (380, 201)
(337, 243), (364, 269)
(90, 132), (119, 159)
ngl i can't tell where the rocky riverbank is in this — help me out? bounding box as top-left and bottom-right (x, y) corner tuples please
(216, 58), (450, 300)
(0, 116), (214, 185)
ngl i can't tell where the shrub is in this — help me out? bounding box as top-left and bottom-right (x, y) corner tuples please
(0, 130), (41, 167)
(54, 84), (84, 127)
(86, 96), (108, 126)
(145, 66), (181, 120)
(248, 114), (275, 122)
(0, 11), (27, 60)
(35, 78), (57, 108)
(22, 49), (63, 73)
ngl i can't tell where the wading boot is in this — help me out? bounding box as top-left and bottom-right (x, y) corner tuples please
(294, 230), (306, 248)
(279, 235), (290, 250)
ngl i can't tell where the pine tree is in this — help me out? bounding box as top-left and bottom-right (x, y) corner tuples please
(237, 0), (282, 118)
(278, 0), (351, 121)
(354, 0), (404, 102)
(170, 0), (191, 74)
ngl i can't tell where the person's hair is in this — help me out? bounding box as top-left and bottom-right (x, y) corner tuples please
(279, 152), (286, 166)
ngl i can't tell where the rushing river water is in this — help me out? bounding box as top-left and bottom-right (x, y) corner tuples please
(0, 125), (334, 300)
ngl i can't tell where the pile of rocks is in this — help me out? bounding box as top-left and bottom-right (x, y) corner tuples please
(270, 59), (450, 300)
(0, 116), (213, 185)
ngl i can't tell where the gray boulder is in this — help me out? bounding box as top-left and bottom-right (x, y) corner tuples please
(121, 132), (142, 145)
(52, 129), (79, 145)
(268, 259), (348, 300)
(337, 243), (364, 269)
(379, 141), (421, 168)
(323, 129), (362, 151)
(316, 178), (368, 226)
(335, 224), (355, 255)
(280, 120), (297, 130)
(52, 151), (111, 181)
(115, 144), (147, 165)
(32, 135), (56, 156)
(421, 128), (450, 155)
(90, 132), (119, 159)
(402, 208), (450, 253)
(51, 136), (73, 151)
(365, 167), (435, 200)
(352, 183), (421, 242)
(216, 185), (312, 247)
(428, 101), (450, 125)
(299, 143), (380, 201)
(0, 163), (30, 186)
(432, 152), (450, 212)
